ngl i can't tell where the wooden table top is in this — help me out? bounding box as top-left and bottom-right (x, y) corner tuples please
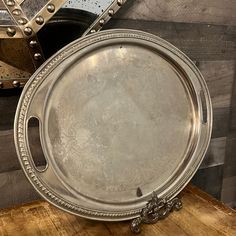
(0, 185), (235, 236)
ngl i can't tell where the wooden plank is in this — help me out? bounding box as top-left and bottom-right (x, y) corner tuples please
(105, 20), (236, 61)
(212, 107), (230, 138)
(0, 185), (235, 236)
(116, 0), (236, 26)
(221, 176), (236, 208)
(191, 165), (224, 200)
(200, 137), (226, 169)
(222, 60), (236, 207)
(228, 61), (236, 132)
(0, 128), (46, 174)
(223, 137), (236, 178)
(0, 169), (40, 209)
(0, 89), (21, 131)
(198, 61), (235, 109)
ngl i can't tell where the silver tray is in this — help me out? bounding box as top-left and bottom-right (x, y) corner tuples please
(14, 29), (212, 221)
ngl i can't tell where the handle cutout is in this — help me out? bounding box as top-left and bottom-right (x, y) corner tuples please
(200, 90), (208, 124)
(28, 117), (47, 172)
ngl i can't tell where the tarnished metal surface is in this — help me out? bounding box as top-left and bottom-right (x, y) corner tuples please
(15, 29), (212, 221)
(0, 38), (34, 72)
(0, 0), (129, 89)
(0, 60), (30, 88)
(2, 0), (47, 69)
(0, 7), (96, 89)
(0, 9), (14, 25)
(20, 0), (49, 20)
(63, 0), (113, 15)
(0, 0), (128, 38)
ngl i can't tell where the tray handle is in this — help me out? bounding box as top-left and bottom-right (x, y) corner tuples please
(200, 90), (208, 124)
(26, 116), (49, 173)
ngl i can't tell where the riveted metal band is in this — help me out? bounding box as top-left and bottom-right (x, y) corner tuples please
(2, 0), (46, 70)
(23, 0), (67, 34)
(0, 0), (129, 89)
(0, 24), (22, 38)
(83, 0), (128, 36)
(0, 78), (28, 89)
(15, 0), (24, 4)
(0, 8), (23, 38)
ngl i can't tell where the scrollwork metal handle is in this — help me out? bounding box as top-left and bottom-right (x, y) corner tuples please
(130, 193), (183, 234)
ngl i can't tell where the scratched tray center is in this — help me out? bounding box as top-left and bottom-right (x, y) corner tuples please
(44, 44), (193, 203)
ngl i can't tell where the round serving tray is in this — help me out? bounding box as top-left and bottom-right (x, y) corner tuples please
(14, 29), (212, 221)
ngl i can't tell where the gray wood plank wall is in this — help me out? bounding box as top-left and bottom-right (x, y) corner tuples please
(0, 0), (236, 209)
(115, 0), (236, 26)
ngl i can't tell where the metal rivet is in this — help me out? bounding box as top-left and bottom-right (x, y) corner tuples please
(90, 29), (96, 34)
(47, 4), (55, 13)
(6, 0), (15, 6)
(117, 0), (123, 6)
(108, 9), (114, 16)
(34, 53), (42, 60)
(24, 27), (32, 36)
(29, 40), (37, 48)
(12, 80), (20, 88)
(99, 19), (105, 26)
(0, 82), (3, 89)
(35, 16), (44, 25)
(6, 27), (16, 37)
(18, 18), (27, 25)
(12, 9), (21, 16)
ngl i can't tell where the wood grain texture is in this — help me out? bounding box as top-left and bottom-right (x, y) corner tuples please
(200, 137), (226, 169)
(0, 169), (40, 209)
(212, 107), (230, 138)
(105, 20), (236, 61)
(191, 165), (224, 200)
(0, 185), (235, 236)
(0, 89), (21, 131)
(222, 176), (236, 208)
(228, 61), (236, 132)
(0, 128), (45, 174)
(223, 60), (236, 207)
(116, 0), (236, 26)
(198, 61), (235, 109)
(223, 137), (236, 178)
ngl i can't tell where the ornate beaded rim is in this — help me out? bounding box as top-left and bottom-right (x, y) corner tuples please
(14, 29), (212, 220)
